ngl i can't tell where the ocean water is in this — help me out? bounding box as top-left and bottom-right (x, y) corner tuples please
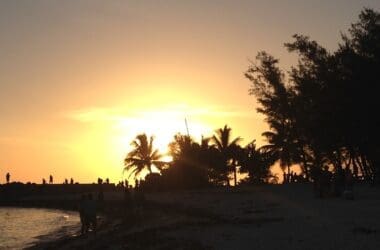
(0, 207), (80, 249)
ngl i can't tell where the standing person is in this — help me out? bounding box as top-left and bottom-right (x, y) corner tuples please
(6, 172), (10, 184)
(79, 194), (87, 235)
(49, 175), (53, 184)
(86, 193), (97, 234)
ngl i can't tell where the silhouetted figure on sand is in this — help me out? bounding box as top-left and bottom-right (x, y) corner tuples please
(98, 178), (103, 185)
(6, 172), (10, 184)
(78, 193), (97, 235)
(79, 194), (87, 235)
(85, 193), (97, 234)
(49, 175), (53, 184)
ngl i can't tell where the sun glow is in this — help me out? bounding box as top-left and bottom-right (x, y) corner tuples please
(104, 106), (213, 181)
(66, 101), (244, 183)
(112, 108), (214, 155)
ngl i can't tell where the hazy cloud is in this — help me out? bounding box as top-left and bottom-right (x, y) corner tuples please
(66, 104), (256, 123)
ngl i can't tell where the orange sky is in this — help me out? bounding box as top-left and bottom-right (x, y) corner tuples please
(1, 1), (379, 184)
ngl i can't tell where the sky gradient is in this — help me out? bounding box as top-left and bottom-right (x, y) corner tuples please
(1, 0), (380, 183)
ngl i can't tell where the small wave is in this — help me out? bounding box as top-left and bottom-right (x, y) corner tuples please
(0, 208), (80, 249)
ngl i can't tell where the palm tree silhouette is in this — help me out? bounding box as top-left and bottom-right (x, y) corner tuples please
(240, 141), (276, 184)
(211, 125), (242, 186)
(260, 120), (297, 182)
(124, 133), (166, 179)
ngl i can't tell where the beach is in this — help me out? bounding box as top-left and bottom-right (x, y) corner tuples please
(25, 183), (380, 250)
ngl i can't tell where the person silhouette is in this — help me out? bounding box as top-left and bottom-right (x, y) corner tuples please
(49, 175), (53, 184)
(79, 194), (87, 235)
(85, 193), (97, 234)
(6, 172), (10, 184)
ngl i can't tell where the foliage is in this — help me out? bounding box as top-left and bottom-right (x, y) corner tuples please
(124, 134), (166, 180)
(162, 134), (210, 189)
(211, 125), (242, 185)
(245, 8), (380, 183)
(240, 141), (276, 184)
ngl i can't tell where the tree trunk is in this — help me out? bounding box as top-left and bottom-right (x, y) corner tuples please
(234, 166), (237, 186)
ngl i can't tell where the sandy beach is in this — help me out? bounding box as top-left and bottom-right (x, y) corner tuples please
(25, 183), (380, 250)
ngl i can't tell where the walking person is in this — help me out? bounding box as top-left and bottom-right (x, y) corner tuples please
(85, 193), (97, 234)
(79, 194), (87, 235)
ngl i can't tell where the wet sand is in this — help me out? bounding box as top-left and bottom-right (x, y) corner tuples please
(28, 184), (380, 250)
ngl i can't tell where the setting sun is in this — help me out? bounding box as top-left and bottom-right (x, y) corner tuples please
(113, 107), (214, 154)
(1, 0), (378, 186)
(1, 2), (380, 249)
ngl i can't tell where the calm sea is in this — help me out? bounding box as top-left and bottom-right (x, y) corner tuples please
(0, 207), (80, 249)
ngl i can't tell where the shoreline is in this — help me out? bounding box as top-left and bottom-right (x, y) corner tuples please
(26, 210), (82, 250)
(0, 206), (82, 250)
(0, 196), (114, 249)
(26, 213), (111, 250)
(3, 184), (380, 249)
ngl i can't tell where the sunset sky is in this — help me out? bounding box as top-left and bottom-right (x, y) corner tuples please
(1, 0), (379, 184)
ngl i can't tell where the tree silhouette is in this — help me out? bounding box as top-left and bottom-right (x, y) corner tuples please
(162, 134), (210, 189)
(211, 125), (242, 186)
(260, 121), (299, 182)
(240, 141), (276, 184)
(245, 8), (380, 183)
(124, 133), (166, 180)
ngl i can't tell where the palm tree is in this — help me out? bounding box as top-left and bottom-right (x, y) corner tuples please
(165, 134), (211, 188)
(240, 141), (277, 184)
(260, 120), (298, 182)
(124, 133), (166, 180)
(211, 125), (242, 186)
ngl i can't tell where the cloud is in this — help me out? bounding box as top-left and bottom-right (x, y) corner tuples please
(65, 107), (126, 122)
(65, 104), (256, 123)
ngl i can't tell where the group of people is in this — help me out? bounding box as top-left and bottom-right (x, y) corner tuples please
(123, 180), (146, 221)
(313, 167), (354, 199)
(79, 193), (97, 235)
(283, 171), (307, 183)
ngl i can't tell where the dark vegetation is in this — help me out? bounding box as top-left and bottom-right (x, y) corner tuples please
(245, 8), (380, 185)
(123, 9), (380, 191)
(1, 9), (379, 193)
(1, 9), (379, 250)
